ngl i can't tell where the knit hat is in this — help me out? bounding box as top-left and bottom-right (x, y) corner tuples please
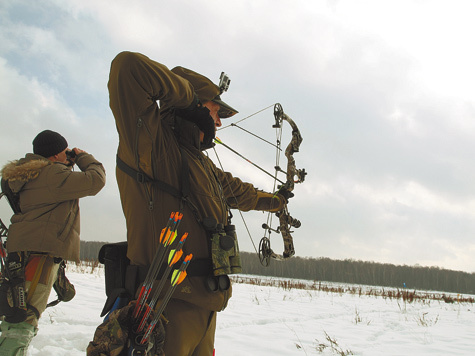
(33, 130), (68, 158)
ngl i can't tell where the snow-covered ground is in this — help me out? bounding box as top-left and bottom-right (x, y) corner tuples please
(28, 266), (474, 355)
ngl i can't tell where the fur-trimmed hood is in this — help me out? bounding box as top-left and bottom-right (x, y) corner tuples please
(1, 154), (51, 192)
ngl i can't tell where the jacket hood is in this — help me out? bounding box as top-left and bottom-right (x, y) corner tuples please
(1, 154), (51, 191)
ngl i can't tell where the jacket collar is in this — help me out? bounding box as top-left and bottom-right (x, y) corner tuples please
(172, 115), (204, 152)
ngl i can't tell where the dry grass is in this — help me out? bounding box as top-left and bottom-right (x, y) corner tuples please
(69, 262), (474, 305)
(230, 275), (475, 305)
(68, 259), (102, 274)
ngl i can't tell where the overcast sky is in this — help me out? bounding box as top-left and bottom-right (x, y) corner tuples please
(1, 0), (475, 273)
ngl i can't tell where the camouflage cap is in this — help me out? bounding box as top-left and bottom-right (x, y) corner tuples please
(171, 66), (238, 118)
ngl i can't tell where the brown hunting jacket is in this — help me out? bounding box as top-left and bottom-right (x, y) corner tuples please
(108, 51), (284, 311)
(1, 153), (106, 262)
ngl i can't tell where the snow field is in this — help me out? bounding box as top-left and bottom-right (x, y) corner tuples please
(28, 267), (474, 355)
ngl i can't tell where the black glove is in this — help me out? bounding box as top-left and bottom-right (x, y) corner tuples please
(175, 103), (215, 148)
(278, 185), (294, 203)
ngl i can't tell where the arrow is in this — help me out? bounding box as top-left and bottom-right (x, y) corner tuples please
(139, 254), (192, 345)
(135, 233), (188, 333)
(133, 211), (183, 320)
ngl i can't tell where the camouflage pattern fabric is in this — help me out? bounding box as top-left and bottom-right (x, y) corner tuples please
(87, 301), (165, 356)
(210, 231), (242, 276)
(52, 261), (75, 302)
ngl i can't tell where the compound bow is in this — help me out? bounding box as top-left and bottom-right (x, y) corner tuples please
(217, 103), (306, 266)
(258, 103), (306, 266)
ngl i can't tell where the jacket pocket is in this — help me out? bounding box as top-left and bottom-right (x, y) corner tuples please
(57, 208), (77, 242)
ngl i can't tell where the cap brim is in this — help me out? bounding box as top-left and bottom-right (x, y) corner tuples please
(212, 97), (238, 118)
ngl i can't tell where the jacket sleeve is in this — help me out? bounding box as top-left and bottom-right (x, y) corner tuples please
(213, 162), (285, 213)
(45, 153), (106, 202)
(108, 51), (195, 132)
(108, 51), (198, 174)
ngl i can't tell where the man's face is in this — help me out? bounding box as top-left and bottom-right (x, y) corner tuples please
(49, 148), (69, 164)
(201, 101), (222, 142)
(203, 101), (222, 128)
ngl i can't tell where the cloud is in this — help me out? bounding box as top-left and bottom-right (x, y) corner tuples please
(0, 57), (78, 149)
(2, 0), (475, 272)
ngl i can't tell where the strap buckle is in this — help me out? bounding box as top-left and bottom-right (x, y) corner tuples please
(136, 172), (146, 183)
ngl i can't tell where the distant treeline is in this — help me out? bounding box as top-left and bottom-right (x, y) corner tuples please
(80, 241), (475, 295)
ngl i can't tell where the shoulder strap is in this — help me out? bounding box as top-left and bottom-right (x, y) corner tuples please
(116, 148), (202, 226)
(116, 155), (184, 201)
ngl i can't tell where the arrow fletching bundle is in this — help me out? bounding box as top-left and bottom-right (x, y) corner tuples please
(139, 254), (193, 345)
(133, 212), (184, 319)
(128, 211), (192, 352)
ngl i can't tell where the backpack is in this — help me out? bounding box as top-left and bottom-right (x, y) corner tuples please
(0, 178), (14, 265)
(1, 178), (21, 215)
(0, 178), (27, 322)
(0, 177), (19, 265)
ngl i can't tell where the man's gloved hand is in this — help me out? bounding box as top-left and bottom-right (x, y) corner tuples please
(255, 191), (287, 212)
(277, 185), (294, 203)
(175, 102), (216, 147)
